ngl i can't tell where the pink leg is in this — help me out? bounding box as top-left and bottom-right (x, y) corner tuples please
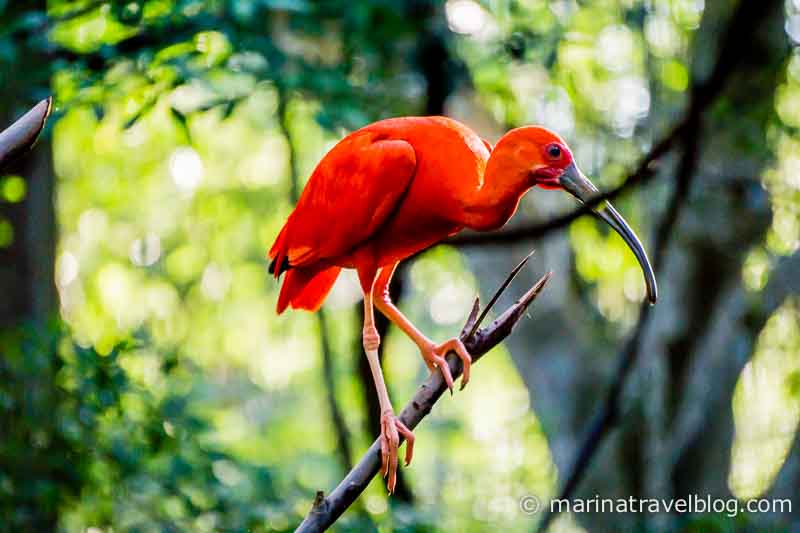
(372, 263), (472, 392)
(358, 268), (415, 494)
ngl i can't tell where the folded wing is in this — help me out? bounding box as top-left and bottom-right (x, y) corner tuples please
(269, 132), (417, 274)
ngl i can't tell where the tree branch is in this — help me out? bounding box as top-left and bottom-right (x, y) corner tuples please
(0, 97), (51, 171)
(296, 266), (553, 532)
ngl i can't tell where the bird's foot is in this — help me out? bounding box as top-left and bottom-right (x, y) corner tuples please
(380, 408), (414, 494)
(420, 337), (472, 393)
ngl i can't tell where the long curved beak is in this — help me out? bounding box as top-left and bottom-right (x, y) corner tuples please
(559, 163), (658, 304)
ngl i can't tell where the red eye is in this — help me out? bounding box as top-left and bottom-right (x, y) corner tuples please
(546, 144), (562, 159)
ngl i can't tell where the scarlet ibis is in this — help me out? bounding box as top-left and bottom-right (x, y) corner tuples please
(269, 116), (657, 492)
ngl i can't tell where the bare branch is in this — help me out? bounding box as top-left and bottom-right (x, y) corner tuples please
(0, 98), (52, 171)
(296, 269), (553, 532)
(467, 249), (535, 339)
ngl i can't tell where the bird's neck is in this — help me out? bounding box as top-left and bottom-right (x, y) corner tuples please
(462, 143), (534, 231)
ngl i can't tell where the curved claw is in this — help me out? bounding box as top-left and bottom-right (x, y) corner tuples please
(421, 337), (472, 393)
(395, 418), (415, 466)
(379, 409), (415, 494)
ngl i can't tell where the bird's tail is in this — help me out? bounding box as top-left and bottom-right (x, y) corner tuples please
(276, 264), (341, 314)
(268, 224), (290, 278)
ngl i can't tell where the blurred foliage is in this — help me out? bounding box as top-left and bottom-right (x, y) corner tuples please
(0, 0), (798, 531)
(1, 326), (283, 531)
(729, 299), (800, 500)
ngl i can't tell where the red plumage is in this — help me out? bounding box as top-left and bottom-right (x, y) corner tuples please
(268, 115), (657, 494)
(275, 264), (341, 313)
(268, 117), (505, 312)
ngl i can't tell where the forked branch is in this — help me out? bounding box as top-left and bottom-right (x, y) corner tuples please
(296, 259), (553, 532)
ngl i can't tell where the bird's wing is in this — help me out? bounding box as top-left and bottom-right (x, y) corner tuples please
(271, 132), (417, 269)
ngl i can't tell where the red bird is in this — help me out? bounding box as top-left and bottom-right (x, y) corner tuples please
(269, 116), (657, 492)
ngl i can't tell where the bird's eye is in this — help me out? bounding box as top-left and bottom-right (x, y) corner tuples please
(547, 144), (562, 159)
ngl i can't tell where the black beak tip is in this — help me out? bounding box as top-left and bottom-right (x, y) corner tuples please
(647, 284), (658, 305)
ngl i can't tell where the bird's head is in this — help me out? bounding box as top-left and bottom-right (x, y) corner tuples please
(494, 126), (658, 304)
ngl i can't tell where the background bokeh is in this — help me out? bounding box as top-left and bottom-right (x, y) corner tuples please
(0, 0), (798, 531)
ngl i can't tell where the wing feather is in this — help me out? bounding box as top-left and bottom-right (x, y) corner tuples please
(270, 132), (417, 269)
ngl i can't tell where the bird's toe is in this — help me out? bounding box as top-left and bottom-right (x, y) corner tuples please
(431, 337), (472, 391)
(380, 409), (414, 494)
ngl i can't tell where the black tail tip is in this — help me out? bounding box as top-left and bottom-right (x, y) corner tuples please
(268, 256), (291, 276)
